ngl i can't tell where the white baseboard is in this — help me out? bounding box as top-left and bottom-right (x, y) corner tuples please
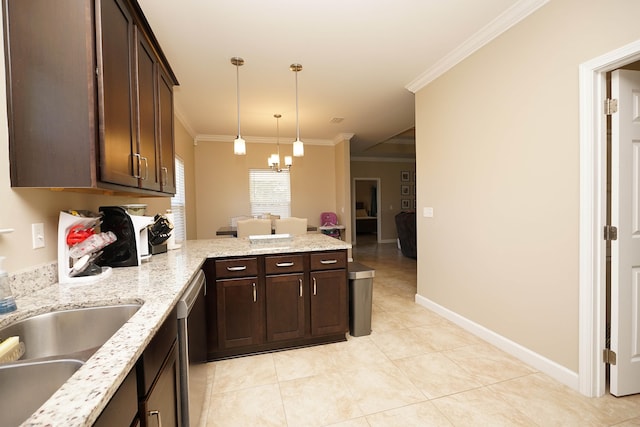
(415, 294), (580, 391)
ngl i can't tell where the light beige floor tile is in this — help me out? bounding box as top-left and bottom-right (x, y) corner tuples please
(410, 322), (484, 351)
(326, 417), (371, 427)
(366, 401), (453, 426)
(211, 353), (277, 393)
(431, 387), (536, 426)
(489, 373), (612, 426)
(205, 383), (286, 427)
(369, 328), (438, 359)
(332, 335), (391, 370)
(273, 344), (338, 381)
(442, 343), (537, 385)
(342, 360), (427, 414)
(613, 417), (640, 426)
(394, 352), (484, 399)
(280, 372), (363, 427)
(390, 306), (450, 328)
(584, 390), (640, 425)
(371, 310), (410, 333)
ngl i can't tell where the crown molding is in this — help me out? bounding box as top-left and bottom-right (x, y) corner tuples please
(406, 0), (549, 93)
(195, 134), (336, 146)
(351, 156), (416, 163)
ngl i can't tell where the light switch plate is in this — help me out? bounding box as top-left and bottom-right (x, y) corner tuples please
(32, 223), (45, 249)
(423, 207), (434, 218)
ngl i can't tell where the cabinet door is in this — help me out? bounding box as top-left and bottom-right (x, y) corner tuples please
(142, 343), (180, 427)
(265, 273), (305, 342)
(217, 278), (264, 349)
(158, 70), (176, 194)
(310, 270), (348, 336)
(135, 28), (161, 191)
(98, 0), (138, 188)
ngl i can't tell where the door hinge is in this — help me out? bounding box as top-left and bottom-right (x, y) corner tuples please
(603, 348), (617, 365)
(605, 98), (618, 115)
(604, 225), (618, 241)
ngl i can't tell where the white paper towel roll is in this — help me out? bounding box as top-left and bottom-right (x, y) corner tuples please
(165, 211), (181, 250)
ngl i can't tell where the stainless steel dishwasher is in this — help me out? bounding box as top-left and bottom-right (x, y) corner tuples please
(177, 270), (207, 427)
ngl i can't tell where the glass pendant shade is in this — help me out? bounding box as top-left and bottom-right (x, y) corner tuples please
(292, 139), (304, 157)
(234, 137), (246, 155)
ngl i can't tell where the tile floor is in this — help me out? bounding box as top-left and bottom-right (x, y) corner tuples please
(201, 238), (640, 426)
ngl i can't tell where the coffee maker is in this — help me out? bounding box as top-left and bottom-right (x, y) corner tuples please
(98, 206), (154, 267)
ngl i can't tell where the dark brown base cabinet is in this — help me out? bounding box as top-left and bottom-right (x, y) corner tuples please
(93, 310), (180, 427)
(204, 250), (348, 360)
(3, 0), (178, 196)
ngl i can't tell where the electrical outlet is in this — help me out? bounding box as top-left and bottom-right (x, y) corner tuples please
(32, 223), (45, 249)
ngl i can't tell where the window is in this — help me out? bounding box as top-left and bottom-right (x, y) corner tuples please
(170, 157), (186, 242)
(249, 169), (290, 218)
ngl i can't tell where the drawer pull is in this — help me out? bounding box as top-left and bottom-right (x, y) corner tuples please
(227, 265), (247, 272)
(252, 282), (257, 302)
(276, 261), (295, 267)
(313, 277), (317, 295)
(299, 278), (303, 297)
(320, 259), (338, 265)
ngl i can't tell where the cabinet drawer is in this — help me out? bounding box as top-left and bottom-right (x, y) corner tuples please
(216, 257), (258, 279)
(310, 251), (346, 271)
(265, 254), (304, 275)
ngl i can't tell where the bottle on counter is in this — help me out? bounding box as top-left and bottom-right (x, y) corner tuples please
(0, 256), (17, 314)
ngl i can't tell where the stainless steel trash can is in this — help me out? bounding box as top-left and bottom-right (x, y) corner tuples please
(348, 261), (375, 336)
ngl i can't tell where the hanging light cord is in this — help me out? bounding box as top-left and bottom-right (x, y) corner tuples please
(295, 69), (300, 141)
(236, 62), (241, 137)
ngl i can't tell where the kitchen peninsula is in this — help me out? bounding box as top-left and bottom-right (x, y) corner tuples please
(0, 234), (350, 426)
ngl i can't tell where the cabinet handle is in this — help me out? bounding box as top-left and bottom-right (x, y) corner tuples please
(149, 410), (162, 427)
(252, 282), (257, 302)
(141, 156), (149, 180)
(313, 277), (317, 296)
(161, 166), (168, 186)
(276, 261), (294, 267)
(299, 278), (303, 297)
(320, 259), (338, 265)
(133, 153), (142, 178)
(227, 266), (247, 272)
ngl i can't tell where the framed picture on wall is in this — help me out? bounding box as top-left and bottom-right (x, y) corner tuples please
(401, 199), (411, 209)
(401, 171), (410, 182)
(401, 185), (410, 195)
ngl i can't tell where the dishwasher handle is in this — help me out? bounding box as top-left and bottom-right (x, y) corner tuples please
(177, 270), (205, 319)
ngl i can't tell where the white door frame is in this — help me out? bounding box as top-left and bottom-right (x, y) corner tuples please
(351, 177), (382, 245)
(579, 39), (640, 397)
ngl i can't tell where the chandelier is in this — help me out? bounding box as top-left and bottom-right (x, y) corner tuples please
(268, 114), (292, 172)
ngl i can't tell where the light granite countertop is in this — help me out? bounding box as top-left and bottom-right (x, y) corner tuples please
(1, 234), (350, 427)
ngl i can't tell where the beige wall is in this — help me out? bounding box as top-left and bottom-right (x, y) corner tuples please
(350, 160), (416, 241)
(194, 140), (340, 239)
(415, 0), (640, 373)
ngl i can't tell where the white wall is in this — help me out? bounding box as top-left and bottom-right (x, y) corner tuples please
(414, 0), (640, 374)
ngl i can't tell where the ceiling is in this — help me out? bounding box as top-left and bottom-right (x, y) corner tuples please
(137, 0), (526, 159)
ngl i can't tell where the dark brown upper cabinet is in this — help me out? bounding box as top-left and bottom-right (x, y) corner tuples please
(2, 0), (179, 196)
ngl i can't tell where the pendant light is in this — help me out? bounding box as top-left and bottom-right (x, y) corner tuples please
(231, 57), (246, 155)
(268, 114), (292, 172)
(290, 63), (304, 157)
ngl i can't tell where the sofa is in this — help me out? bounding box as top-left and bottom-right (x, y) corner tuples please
(395, 211), (416, 259)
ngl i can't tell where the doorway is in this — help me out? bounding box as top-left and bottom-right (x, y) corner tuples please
(352, 178), (381, 246)
(579, 39), (640, 397)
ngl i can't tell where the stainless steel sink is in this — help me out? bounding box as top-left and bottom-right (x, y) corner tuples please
(0, 359), (84, 427)
(0, 304), (141, 361)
